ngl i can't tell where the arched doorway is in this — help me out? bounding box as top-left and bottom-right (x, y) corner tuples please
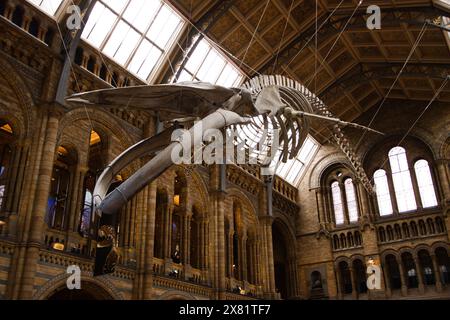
(46, 282), (115, 300)
(435, 247), (449, 285)
(272, 222), (289, 299)
(385, 254), (402, 291)
(353, 259), (367, 295)
(338, 261), (352, 295)
(401, 252), (418, 289)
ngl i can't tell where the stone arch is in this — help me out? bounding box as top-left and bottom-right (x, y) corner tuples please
(413, 244), (432, 256)
(334, 255), (351, 267)
(187, 167), (210, 209)
(272, 217), (297, 299)
(272, 212), (296, 243)
(59, 108), (135, 149)
(272, 217), (296, 253)
(431, 241), (450, 254)
(0, 112), (25, 141)
(0, 58), (34, 139)
(33, 272), (124, 300)
(157, 290), (198, 300)
(398, 246), (415, 256)
(350, 254), (365, 264)
(226, 187), (258, 222)
(361, 129), (438, 167)
(436, 121), (450, 159)
(309, 152), (352, 189)
(380, 249), (401, 262)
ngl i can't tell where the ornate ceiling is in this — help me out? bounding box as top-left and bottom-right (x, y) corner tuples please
(167, 0), (450, 131)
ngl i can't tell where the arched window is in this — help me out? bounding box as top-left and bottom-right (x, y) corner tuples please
(414, 160), (438, 208)
(402, 223), (410, 238)
(331, 181), (344, 225)
(333, 235), (340, 249)
(79, 173), (95, 237)
(378, 227), (386, 242)
(344, 178), (358, 222)
(373, 169), (393, 216)
(46, 146), (73, 230)
(79, 131), (105, 237)
(388, 147), (417, 212)
(410, 221), (418, 237)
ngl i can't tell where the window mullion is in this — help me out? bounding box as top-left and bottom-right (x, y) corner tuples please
(340, 182), (350, 224)
(98, 14), (121, 51)
(192, 47), (211, 79)
(409, 162), (424, 210)
(386, 166), (400, 216)
(124, 3), (164, 69)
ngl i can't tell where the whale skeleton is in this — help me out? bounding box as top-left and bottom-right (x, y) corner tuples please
(67, 75), (381, 219)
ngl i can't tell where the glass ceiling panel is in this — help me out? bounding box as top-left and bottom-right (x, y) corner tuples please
(275, 135), (320, 186)
(176, 37), (243, 87)
(27, 0), (64, 16)
(82, 0), (184, 82)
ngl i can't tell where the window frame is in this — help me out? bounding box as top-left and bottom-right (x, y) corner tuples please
(388, 146), (417, 213)
(81, 0), (185, 83)
(413, 159), (439, 209)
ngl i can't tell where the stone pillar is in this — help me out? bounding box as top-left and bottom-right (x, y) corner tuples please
(382, 262), (392, 298)
(398, 259), (408, 296)
(260, 216), (276, 298)
(68, 165), (88, 232)
(357, 181), (370, 218)
(228, 232), (233, 278)
(316, 189), (325, 224)
(241, 235), (247, 282)
(414, 256), (425, 294)
(386, 173), (400, 215)
(349, 267), (358, 300)
(409, 168), (423, 210)
(182, 213), (191, 265)
(436, 160), (450, 202)
(18, 110), (60, 299)
(163, 204), (173, 259)
(335, 266), (343, 300)
(143, 182), (157, 298)
(339, 182), (350, 224)
(210, 164), (226, 299)
(431, 254), (443, 292)
(2, 142), (26, 237)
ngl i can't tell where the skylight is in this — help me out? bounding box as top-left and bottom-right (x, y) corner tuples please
(81, 0), (184, 82)
(275, 135), (319, 186)
(26, 0), (64, 16)
(176, 37), (243, 87)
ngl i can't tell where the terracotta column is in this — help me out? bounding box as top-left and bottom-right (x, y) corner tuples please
(182, 212), (191, 265)
(143, 182), (157, 299)
(316, 189), (325, 224)
(431, 254), (443, 292)
(163, 203), (173, 259)
(4, 141), (30, 238)
(357, 180), (370, 218)
(398, 259), (408, 296)
(260, 216), (276, 298)
(382, 262), (392, 298)
(386, 173), (400, 215)
(339, 182), (350, 225)
(335, 266), (343, 300)
(132, 188), (147, 299)
(68, 165), (88, 232)
(350, 267), (358, 299)
(241, 235), (247, 282)
(409, 169), (423, 210)
(18, 109), (60, 299)
(414, 256), (425, 294)
(436, 160), (450, 202)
